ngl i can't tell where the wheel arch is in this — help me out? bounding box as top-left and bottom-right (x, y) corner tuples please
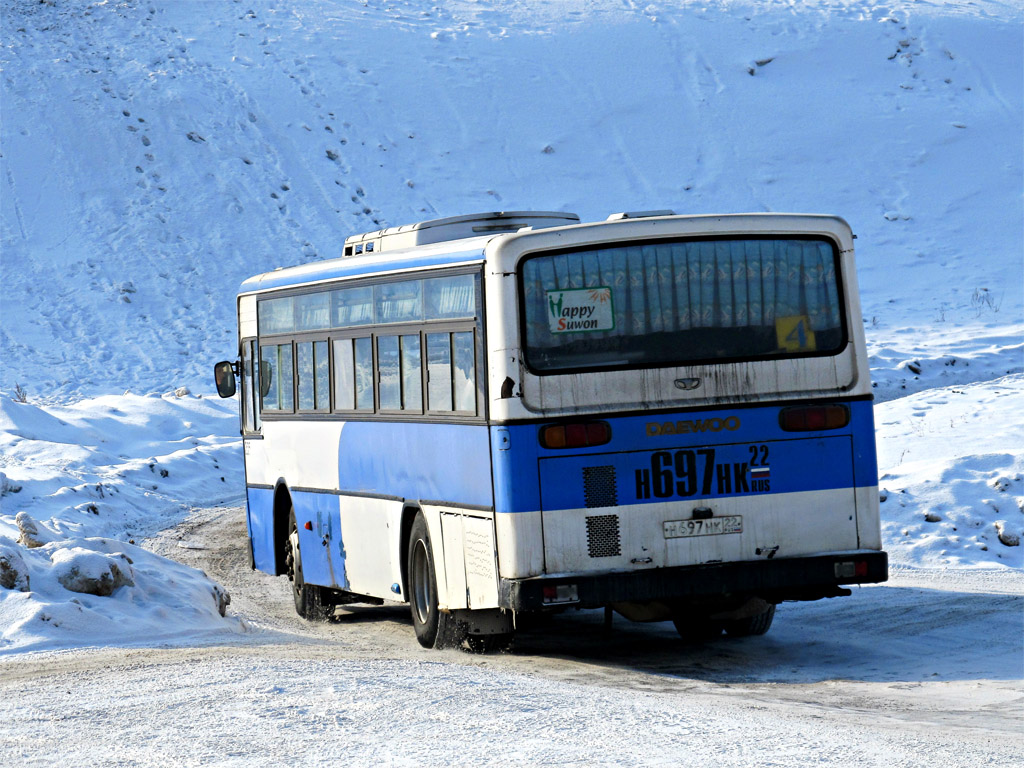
(398, 502), (422, 601)
(272, 480), (293, 576)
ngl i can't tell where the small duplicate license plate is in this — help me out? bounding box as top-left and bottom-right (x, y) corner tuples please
(664, 515), (743, 539)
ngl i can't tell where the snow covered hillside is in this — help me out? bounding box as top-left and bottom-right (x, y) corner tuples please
(1, 0), (1022, 653)
(3, 0), (1020, 398)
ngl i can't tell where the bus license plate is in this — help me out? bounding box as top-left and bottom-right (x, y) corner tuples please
(664, 516), (743, 539)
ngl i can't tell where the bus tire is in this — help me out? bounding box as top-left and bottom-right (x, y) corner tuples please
(286, 508), (329, 622)
(408, 512), (462, 649)
(724, 603), (776, 637)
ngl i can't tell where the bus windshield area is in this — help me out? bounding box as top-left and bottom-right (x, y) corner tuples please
(520, 237), (845, 373)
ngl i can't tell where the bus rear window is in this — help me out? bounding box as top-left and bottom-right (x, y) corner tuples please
(520, 237), (845, 373)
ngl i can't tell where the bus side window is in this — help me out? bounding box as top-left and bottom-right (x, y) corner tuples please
(354, 337), (373, 410)
(378, 335), (401, 410)
(427, 330), (476, 415)
(297, 340), (329, 412)
(297, 341), (315, 411)
(401, 334), (423, 412)
(251, 341), (262, 430)
(261, 342), (294, 412)
(426, 332), (453, 411)
(378, 334), (424, 413)
(314, 340), (330, 411)
(241, 341), (256, 432)
(334, 337), (374, 411)
(453, 331), (475, 413)
(333, 338), (355, 410)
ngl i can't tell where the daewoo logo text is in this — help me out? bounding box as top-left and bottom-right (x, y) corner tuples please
(646, 417), (740, 436)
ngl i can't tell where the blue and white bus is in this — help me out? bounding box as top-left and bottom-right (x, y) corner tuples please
(215, 210), (887, 649)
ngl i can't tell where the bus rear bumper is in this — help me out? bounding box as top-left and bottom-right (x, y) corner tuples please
(499, 551), (888, 612)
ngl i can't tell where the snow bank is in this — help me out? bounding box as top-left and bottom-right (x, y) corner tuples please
(0, 392), (244, 653)
(876, 374), (1024, 568)
(0, 534), (237, 655)
(0, 391), (242, 543)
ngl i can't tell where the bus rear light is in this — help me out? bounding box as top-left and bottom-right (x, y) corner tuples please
(539, 421), (612, 449)
(542, 584), (579, 604)
(835, 560), (869, 579)
(779, 404), (850, 432)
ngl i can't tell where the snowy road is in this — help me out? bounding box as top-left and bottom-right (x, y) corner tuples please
(2, 506), (1021, 767)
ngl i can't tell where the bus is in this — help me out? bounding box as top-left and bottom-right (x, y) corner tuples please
(214, 210), (888, 650)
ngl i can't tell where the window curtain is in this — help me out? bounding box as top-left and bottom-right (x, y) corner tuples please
(523, 239), (839, 347)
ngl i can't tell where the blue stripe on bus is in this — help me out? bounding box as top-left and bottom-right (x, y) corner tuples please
(850, 399), (879, 489)
(337, 421), (493, 508)
(538, 435), (852, 510)
(490, 399), (878, 513)
(239, 247), (486, 293)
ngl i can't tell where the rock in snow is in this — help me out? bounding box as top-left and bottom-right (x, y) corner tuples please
(15, 511), (53, 549)
(0, 541), (30, 592)
(51, 546), (135, 596)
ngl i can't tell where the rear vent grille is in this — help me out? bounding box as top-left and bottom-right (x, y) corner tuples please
(586, 514), (622, 558)
(582, 465), (618, 508)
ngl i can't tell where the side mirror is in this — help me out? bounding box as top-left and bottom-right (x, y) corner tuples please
(214, 360), (237, 398)
(259, 360), (272, 397)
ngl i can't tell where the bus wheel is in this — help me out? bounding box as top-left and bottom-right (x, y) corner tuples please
(724, 604), (776, 637)
(286, 508), (329, 621)
(408, 512), (462, 649)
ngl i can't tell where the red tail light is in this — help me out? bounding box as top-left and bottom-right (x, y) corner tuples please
(540, 421), (612, 449)
(779, 404), (850, 431)
(835, 559), (870, 579)
(542, 584), (579, 604)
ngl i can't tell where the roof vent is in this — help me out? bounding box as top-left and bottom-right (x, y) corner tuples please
(343, 211), (580, 256)
(605, 209), (676, 221)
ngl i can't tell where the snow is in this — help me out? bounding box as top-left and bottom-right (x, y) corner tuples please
(0, 0), (1021, 762)
(0, 390), (244, 653)
(2, 0), (1020, 399)
(1, 651), (1017, 767)
(0, 392), (242, 544)
(1, 543), (1021, 766)
(1, 534), (236, 655)
(0, 389), (244, 653)
(876, 374), (1024, 566)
